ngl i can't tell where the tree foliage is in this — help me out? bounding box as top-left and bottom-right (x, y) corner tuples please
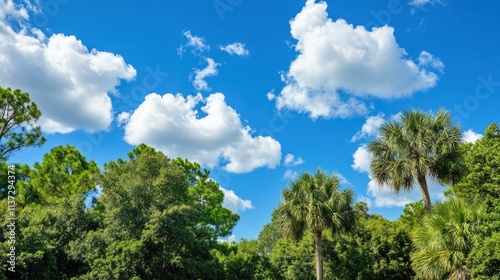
(368, 109), (464, 212)
(2, 106), (500, 279)
(1, 144), (241, 279)
(0, 87), (45, 161)
(275, 169), (356, 280)
(411, 197), (484, 279)
(30, 145), (99, 205)
(450, 123), (500, 278)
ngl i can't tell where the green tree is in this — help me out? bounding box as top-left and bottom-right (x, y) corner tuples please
(399, 200), (426, 231)
(0, 87), (45, 160)
(77, 145), (237, 279)
(467, 232), (500, 279)
(258, 211), (283, 256)
(29, 145), (99, 205)
(270, 232), (315, 280)
(1, 194), (98, 279)
(216, 239), (279, 280)
(368, 109), (464, 212)
(275, 169), (355, 280)
(450, 123), (500, 278)
(411, 197), (484, 279)
(266, 203), (414, 280)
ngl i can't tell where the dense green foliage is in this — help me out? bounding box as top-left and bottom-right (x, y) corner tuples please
(1, 95), (499, 279)
(411, 197), (484, 279)
(0, 87), (45, 161)
(450, 123), (500, 279)
(1, 145), (240, 279)
(265, 204), (414, 280)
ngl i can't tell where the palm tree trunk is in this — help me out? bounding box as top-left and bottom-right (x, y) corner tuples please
(314, 230), (323, 280)
(417, 174), (432, 213)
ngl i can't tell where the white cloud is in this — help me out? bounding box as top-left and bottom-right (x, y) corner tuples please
(177, 30), (209, 57)
(122, 92), (281, 173)
(409, 0), (443, 7)
(191, 58), (219, 91)
(418, 51), (444, 73)
(351, 146), (371, 173)
(283, 153), (304, 167)
(219, 42), (250, 56)
(351, 114), (385, 142)
(266, 90), (276, 101)
(366, 177), (445, 208)
(274, 0), (442, 119)
(0, 0), (29, 19)
(220, 187), (253, 212)
(218, 234), (237, 243)
(352, 144), (447, 208)
(356, 195), (372, 209)
(283, 169), (299, 180)
(0, 6), (136, 133)
(333, 171), (352, 187)
(462, 129), (483, 144)
(116, 112), (131, 126)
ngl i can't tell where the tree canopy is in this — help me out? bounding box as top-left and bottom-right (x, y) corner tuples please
(0, 87), (45, 161)
(369, 109), (465, 212)
(275, 169), (356, 280)
(1, 94), (499, 279)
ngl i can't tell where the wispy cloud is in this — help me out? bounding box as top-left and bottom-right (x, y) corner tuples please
(409, 0), (444, 8)
(283, 154), (304, 167)
(191, 58), (219, 91)
(283, 169), (300, 180)
(219, 42), (250, 56)
(177, 30), (210, 57)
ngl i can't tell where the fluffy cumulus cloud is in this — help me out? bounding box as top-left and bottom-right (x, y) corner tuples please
(352, 145), (371, 174)
(0, 1), (136, 133)
(352, 145), (446, 208)
(0, 0), (29, 19)
(220, 187), (253, 212)
(351, 114), (385, 142)
(191, 58), (219, 91)
(219, 42), (250, 56)
(122, 92), (281, 173)
(462, 129), (483, 144)
(274, 0), (443, 119)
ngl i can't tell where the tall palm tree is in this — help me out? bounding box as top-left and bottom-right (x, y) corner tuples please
(411, 197), (484, 279)
(368, 109), (465, 212)
(276, 169), (356, 280)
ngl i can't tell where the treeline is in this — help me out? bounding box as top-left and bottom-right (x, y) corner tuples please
(1, 87), (499, 279)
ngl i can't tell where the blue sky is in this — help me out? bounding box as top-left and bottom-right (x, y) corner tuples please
(2, 0), (499, 240)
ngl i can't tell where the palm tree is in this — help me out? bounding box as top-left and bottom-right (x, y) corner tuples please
(276, 169), (356, 280)
(411, 197), (484, 279)
(368, 109), (465, 213)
